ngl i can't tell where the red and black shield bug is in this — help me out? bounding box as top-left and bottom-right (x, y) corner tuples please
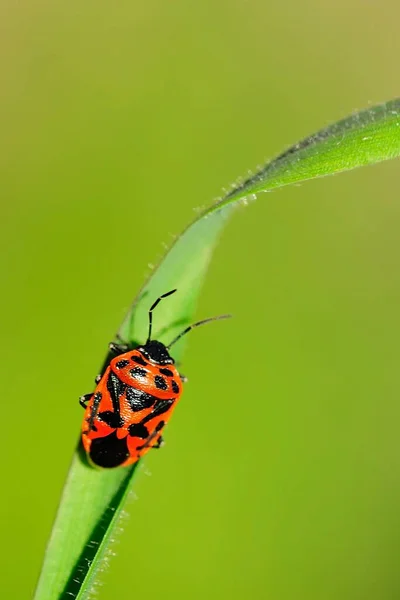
(80, 289), (230, 468)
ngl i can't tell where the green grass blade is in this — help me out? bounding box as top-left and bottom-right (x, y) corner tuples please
(34, 98), (400, 600)
(211, 97), (400, 211)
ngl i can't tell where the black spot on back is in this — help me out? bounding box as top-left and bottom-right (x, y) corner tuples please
(132, 354), (147, 366)
(154, 375), (168, 390)
(126, 386), (157, 411)
(115, 359), (130, 369)
(171, 380), (180, 394)
(128, 423), (150, 439)
(107, 372), (126, 399)
(129, 367), (147, 379)
(155, 420), (165, 432)
(98, 411), (124, 428)
(159, 368), (174, 377)
(106, 372), (126, 417)
(89, 431), (130, 468)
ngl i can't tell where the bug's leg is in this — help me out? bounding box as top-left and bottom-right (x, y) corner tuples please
(95, 337), (131, 383)
(137, 433), (164, 451)
(136, 432), (156, 452)
(79, 393), (93, 409)
(151, 435), (164, 449)
(83, 392), (103, 434)
(136, 421), (165, 451)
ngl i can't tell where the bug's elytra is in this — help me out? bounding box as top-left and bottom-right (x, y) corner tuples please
(80, 289), (230, 468)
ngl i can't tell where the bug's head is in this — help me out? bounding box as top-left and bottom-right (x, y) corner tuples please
(140, 340), (174, 365)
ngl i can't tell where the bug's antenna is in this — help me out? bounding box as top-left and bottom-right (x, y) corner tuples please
(167, 314), (231, 349)
(147, 289), (177, 343)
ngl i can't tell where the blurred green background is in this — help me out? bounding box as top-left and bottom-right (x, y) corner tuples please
(1, 1), (400, 599)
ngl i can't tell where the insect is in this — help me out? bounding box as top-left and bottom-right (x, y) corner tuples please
(80, 289), (229, 468)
